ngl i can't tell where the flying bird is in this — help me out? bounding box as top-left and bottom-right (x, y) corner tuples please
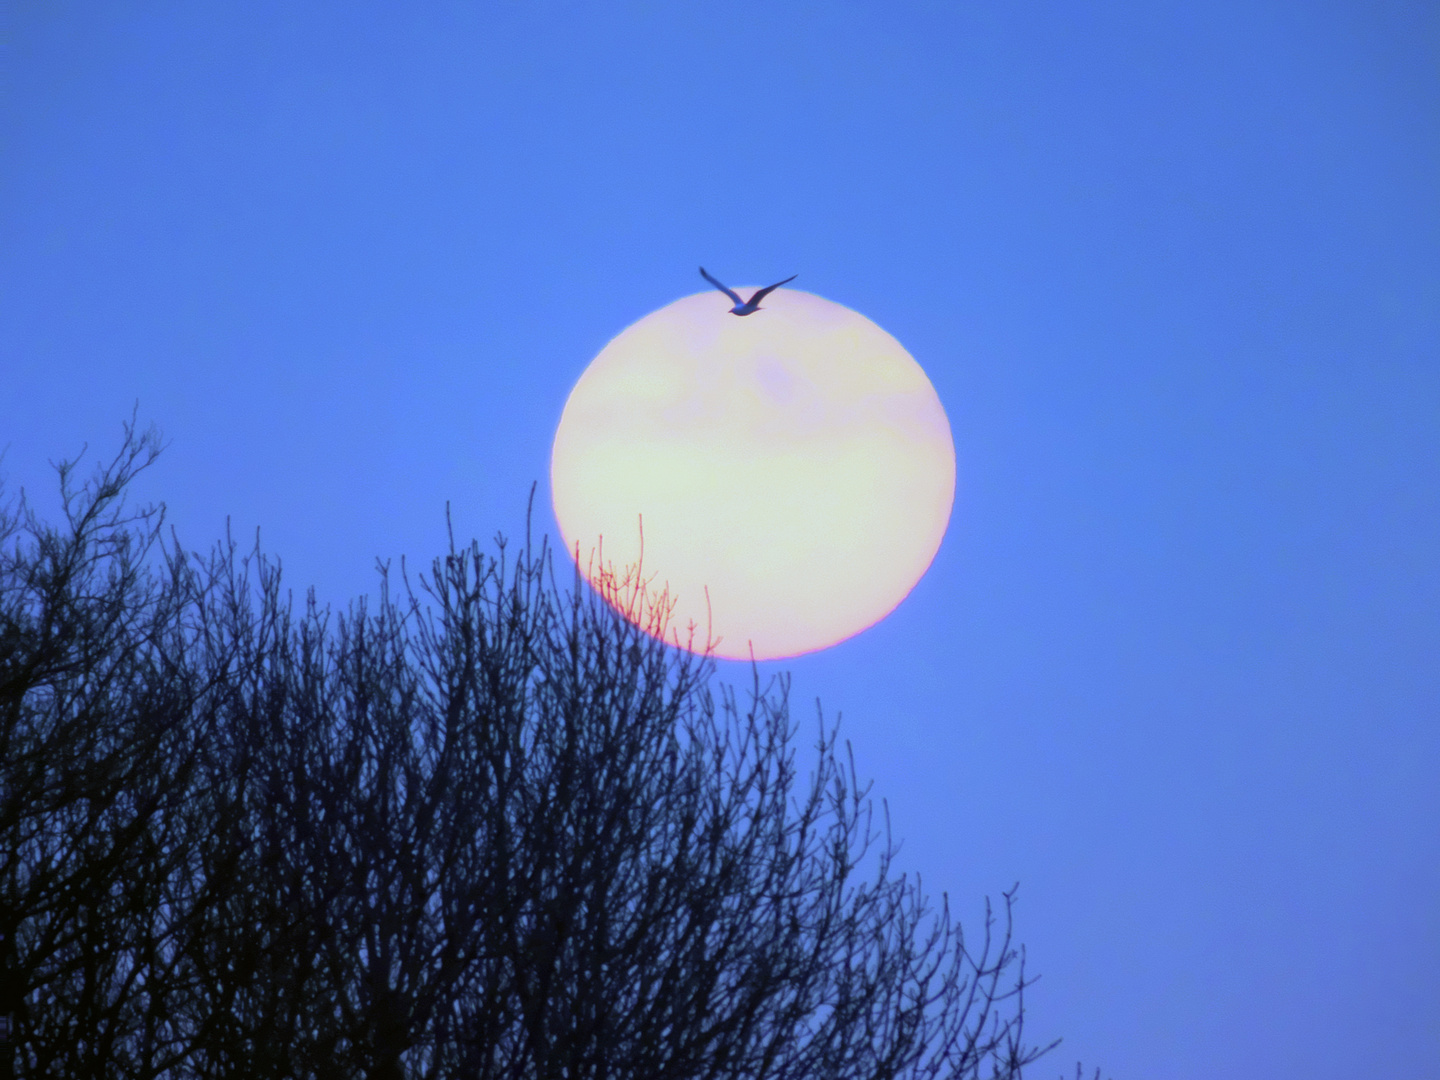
(699, 267), (798, 316)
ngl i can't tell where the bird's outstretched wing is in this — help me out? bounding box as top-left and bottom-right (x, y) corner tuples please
(745, 274), (798, 306)
(699, 267), (744, 306)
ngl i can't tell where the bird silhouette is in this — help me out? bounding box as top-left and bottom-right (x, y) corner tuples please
(699, 267), (797, 316)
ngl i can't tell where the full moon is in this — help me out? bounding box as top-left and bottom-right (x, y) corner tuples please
(550, 287), (955, 660)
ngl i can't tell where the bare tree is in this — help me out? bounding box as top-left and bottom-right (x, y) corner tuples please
(0, 418), (215, 1079)
(1, 422), (1098, 1079)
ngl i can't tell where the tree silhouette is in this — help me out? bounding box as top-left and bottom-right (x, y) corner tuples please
(1, 421), (1101, 1079)
(0, 421), (213, 1078)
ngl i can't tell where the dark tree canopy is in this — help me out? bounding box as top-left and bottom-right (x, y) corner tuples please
(0, 421), (1099, 1080)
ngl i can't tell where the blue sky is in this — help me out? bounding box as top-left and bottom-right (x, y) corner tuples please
(3, 3), (1437, 1076)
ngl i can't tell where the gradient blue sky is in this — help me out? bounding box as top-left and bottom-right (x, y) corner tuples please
(3, 4), (1437, 1077)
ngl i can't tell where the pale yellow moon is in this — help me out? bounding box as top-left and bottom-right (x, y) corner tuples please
(550, 287), (955, 660)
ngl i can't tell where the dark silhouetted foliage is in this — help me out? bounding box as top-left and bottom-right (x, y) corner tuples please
(1, 421), (1101, 1079)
